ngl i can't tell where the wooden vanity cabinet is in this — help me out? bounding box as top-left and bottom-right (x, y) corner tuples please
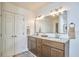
(42, 45), (64, 57)
(31, 37), (37, 55)
(28, 36), (31, 51)
(42, 39), (65, 57)
(51, 48), (64, 57)
(28, 36), (69, 57)
(36, 38), (42, 56)
(28, 37), (42, 56)
(42, 45), (51, 57)
(28, 36), (37, 55)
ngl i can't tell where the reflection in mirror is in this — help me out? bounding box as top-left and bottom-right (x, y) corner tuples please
(36, 15), (59, 33)
(59, 10), (67, 34)
(35, 10), (67, 34)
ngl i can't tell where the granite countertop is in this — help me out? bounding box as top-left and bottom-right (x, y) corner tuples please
(28, 35), (69, 43)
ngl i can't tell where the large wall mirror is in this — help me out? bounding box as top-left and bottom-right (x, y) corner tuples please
(36, 15), (59, 33)
(35, 10), (67, 34)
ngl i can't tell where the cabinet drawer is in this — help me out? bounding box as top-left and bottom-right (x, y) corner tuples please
(51, 48), (64, 57)
(42, 40), (64, 50)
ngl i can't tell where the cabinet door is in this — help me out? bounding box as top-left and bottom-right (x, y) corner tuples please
(14, 15), (26, 55)
(2, 11), (15, 56)
(51, 48), (64, 57)
(36, 39), (42, 56)
(28, 36), (32, 51)
(31, 37), (37, 55)
(42, 45), (51, 57)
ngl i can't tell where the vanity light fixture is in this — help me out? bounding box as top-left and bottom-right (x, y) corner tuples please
(50, 10), (58, 16)
(52, 14), (56, 16)
(35, 7), (68, 20)
(36, 15), (45, 20)
(50, 7), (67, 16)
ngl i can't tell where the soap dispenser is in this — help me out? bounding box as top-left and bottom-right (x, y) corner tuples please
(68, 23), (75, 39)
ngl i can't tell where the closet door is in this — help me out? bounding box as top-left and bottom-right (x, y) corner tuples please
(0, 14), (2, 57)
(0, 3), (2, 57)
(2, 11), (15, 56)
(14, 15), (26, 54)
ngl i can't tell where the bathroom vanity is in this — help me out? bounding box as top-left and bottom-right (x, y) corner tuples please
(28, 35), (69, 57)
(28, 10), (69, 57)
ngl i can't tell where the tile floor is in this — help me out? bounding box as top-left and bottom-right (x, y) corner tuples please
(14, 51), (36, 57)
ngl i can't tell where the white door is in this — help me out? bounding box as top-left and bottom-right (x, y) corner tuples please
(14, 15), (26, 55)
(2, 11), (15, 56)
(0, 3), (2, 57)
(0, 15), (2, 57)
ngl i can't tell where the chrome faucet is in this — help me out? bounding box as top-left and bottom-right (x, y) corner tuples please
(55, 33), (59, 38)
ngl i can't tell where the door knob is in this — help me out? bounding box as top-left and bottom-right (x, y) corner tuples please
(14, 35), (17, 37)
(11, 35), (14, 37)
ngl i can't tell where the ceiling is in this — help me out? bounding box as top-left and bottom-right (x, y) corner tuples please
(13, 2), (50, 11)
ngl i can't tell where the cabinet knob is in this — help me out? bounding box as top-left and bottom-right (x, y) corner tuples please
(11, 35), (17, 37)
